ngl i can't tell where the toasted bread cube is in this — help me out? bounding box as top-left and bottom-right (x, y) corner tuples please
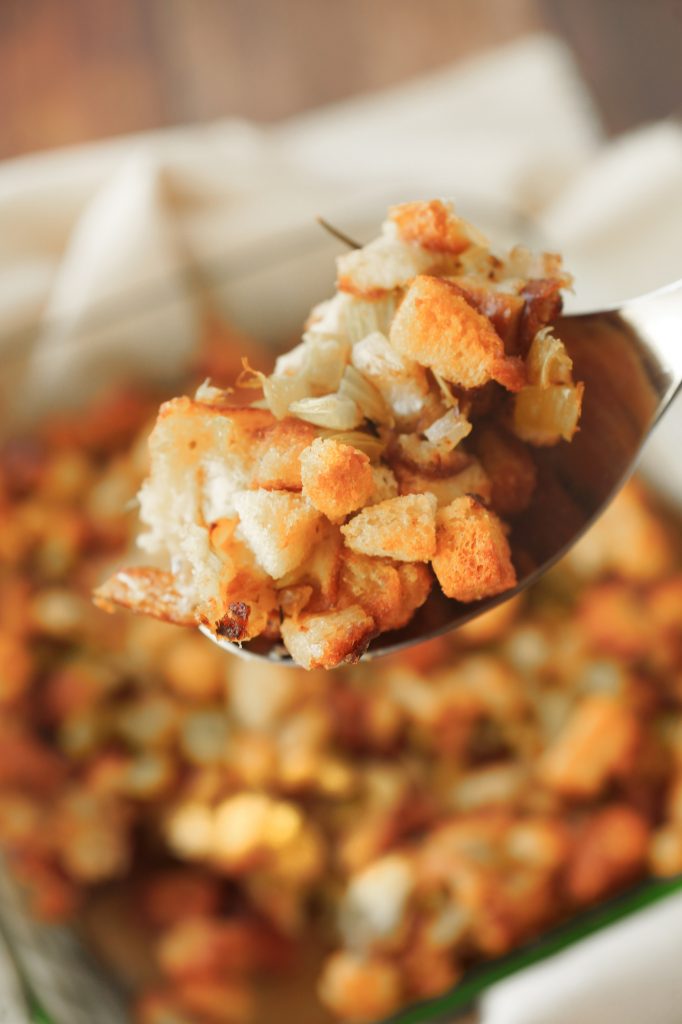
(567, 805), (649, 904)
(394, 459), (492, 507)
(567, 481), (675, 582)
(396, 562), (433, 620)
(140, 398), (275, 543)
(281, 606), (375, 669)
(446, 275), (525, 351)
(276, 520), (343, 609)
(368, 465), (399, 505)
(233, 490), (323, 579)
(340, 552), (432, 633)
(474, 427), (537, 516)
(388, 432), (471, 477)
(300, 439), (374, 521)
(387, 200), (471, 254)
(252, 419), (318, 490)
(390, 276), (525, 391)
(432, 496), (516, 602)
(337, 237), (441, 299)
(93, 567), (196, 626)
(540, 695), (640, 798)
(211, 569), (278, 642)
(341, 494), (437, 562)
(319, 951), (403, 1022)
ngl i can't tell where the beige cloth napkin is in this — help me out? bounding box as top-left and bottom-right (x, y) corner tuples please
(0, 30), (680, 1022)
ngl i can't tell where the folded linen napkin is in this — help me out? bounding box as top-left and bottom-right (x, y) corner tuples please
(0, 30), (680, 1023)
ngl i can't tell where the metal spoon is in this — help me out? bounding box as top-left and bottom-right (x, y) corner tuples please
(202, 278), (682, 664)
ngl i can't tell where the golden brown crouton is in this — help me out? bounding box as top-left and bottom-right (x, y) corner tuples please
(394, 459), (492, 507)
(211, 568), (279, 643)
(276, 520), (343, 610)
(446, 276), (525, 352)
(233, 491), (323, 579)
(390, 276), (526, 392)
(339, 552), (432, 633)
(368, 465), (399, 505)
(300, 439), (374, 521)
(341, 494), (437, 562)
(566, 804), (650, 904)
(387, 433), (471, 478)
(474, 427), (537, 516)
(93, 568), (196, 626)
(540, 694), (640, 798)
(432, 497), (516, 602)
(336, 238), (441, 299)
(318, 951), (403, 1022)
(567, 481), (676, 582)
(396, 563), (434, 625)
(577, 583), (653, 659)
(251, 419), (318, 490)
(388, 200), (472, 254)
(281, 606), (375, 669)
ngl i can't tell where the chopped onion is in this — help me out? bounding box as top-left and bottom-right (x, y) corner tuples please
(289, 394), (363, 430)
(344, 293), (399, 344)
(424, 407), (472, 452)
(338, 366), (393, 426)
(526, 328), (574, 388)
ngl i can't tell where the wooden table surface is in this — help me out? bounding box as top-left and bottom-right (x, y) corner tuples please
(1, 0), (681, 160)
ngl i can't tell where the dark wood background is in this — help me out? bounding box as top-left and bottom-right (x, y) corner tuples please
(1, 0), (681, 160)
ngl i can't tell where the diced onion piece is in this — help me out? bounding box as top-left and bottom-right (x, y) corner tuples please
(344, 294), (399, 344)
(526, 328), (574, 387)
(265, 337), (349, 418)
(263, 373), (312, 419)
(338, 366), (393, 426)
(299, 336), (350, 392)
(423, 407), (472, 452)
(513, 384), (584, 445)
(289, 394), (363, 430)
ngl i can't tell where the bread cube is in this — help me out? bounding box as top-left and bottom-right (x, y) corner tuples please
(567, 804), (649, 904)
(336, 238), (441, 299)
(387, 200), (472, 254)
(93, 567), (196, 626)
(432, 496), (516, 602)
(281, 606), (375, 669)
(300, 438), (374, 521)
(368, 465), (399, 505)
(390, 276), (525, 391)
(276, 520), (343, 609)
(339, 552), (432, 633)
(341, 494), (437, 562)
(394, 459), (492, 507)
(233, 490), (323, 579)
(540, 694), (639, 798)
(446, 275), (525, 351)
(252, 419), (318, 490)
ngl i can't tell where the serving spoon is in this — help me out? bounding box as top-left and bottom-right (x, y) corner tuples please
(202, 278), (682, 664)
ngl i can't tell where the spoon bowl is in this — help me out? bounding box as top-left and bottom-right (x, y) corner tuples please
(204, 279), (682, 664)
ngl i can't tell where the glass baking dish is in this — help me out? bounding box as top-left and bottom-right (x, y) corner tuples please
(1, 194), (680, 1024)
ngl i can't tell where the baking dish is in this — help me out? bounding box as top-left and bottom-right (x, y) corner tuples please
(1, 196), (680, 1024)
